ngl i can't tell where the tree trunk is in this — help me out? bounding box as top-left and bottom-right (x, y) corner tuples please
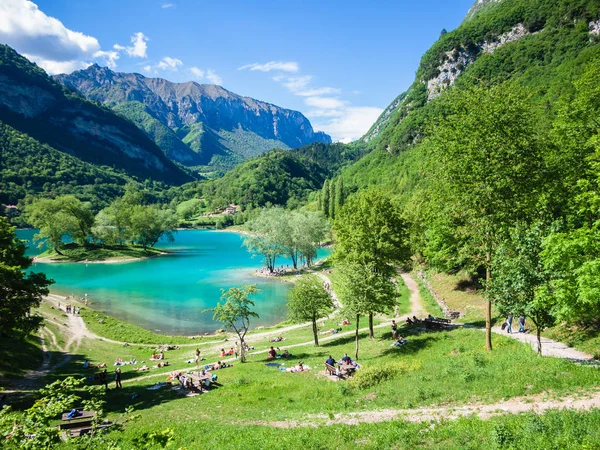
(536, 327), (542, 355)
(354, 314), (360, 361)
(312, 317), (319, 346)
(485, 253), (493, 352)
(368, 313), (374, 339)
(291, 252), (297, 270)
(54, 244), (63, 256)
(240, 338), (246, 363)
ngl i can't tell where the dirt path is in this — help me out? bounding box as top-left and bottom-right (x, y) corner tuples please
(243, 389), (600, 428)
(400, 272), (426, 318)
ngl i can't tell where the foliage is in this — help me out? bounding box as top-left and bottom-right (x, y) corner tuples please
(489, 222), (556, 353)
(287, 275), (334, 345)
(0, 217), (51, 338)
(206, 285), (260, 362)
(244, 207), (329, 270)
(347, 361), (415, 390)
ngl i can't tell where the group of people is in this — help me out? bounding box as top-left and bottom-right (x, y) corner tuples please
(219, 344), (239, 358)
(63, 303), (80, 315)
(504, 313), (526, 334)
(256, 266), (287, 276)
(98, 367), (122, 389)
(325, 353), (359, 376)
(390, 320), (408, 346)
(114, 358), (136, 366)
(150, 351), (165, 360)
(268, 346), (292, 359)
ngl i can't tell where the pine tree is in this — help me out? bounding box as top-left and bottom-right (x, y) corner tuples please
(335, 177), (344, 212)
(321, 180), (330, 217)
(329, 179), (336, 219)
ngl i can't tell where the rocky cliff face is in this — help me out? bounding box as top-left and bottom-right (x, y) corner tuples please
(55, 66), (331, 171)
(0, 45), (190, 184)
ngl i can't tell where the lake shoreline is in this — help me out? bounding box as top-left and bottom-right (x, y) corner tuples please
(33, 251), (169, 264)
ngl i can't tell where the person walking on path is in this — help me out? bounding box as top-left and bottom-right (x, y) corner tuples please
(506, 312), (514, 334)
(234, 342), (239, 359)
(518, 314), (526, 333)
(195, 348), (201, 367)
(114, 367), (122, 389)
(391, 320), (398, 339)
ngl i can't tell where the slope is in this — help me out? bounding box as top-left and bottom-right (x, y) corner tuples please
(0, 45), (192, 187)
(55, 65), (332, 173)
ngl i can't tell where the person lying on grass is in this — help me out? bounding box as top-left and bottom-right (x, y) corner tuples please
(284, 361), (310, 372)
(154, 361), (169, 368)
(270, 336), (285, 342)
(320, 327), (342, 335)
(135, 365), (150, 371)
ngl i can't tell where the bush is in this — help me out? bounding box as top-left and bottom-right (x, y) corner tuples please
(348, 361), (418, 390)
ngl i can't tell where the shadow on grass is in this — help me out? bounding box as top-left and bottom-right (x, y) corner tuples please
(0, 335), (44, 380)
(321, 332), (372, 348)
(380, 335), (440, 357)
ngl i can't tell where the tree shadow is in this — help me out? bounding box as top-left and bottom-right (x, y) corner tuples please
(380, 335), (440, 357)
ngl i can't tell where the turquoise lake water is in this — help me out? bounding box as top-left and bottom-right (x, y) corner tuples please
(17, 229), (330, 335)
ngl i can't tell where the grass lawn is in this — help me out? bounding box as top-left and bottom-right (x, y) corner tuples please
(0, 335), (43, 379)
(36, 243), (166, 262)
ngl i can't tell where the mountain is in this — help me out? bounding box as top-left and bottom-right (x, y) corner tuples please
(0, 45), (192, 185)
(350, 0), (600, 198)
(0, 44), (194, 207)
(55, 66), (332, 174)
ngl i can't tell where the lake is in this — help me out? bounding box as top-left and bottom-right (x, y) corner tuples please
(17, 229), (330, 335)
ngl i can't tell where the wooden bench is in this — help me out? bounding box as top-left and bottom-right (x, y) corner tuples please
(424, 319), (451, 330)
(325, 363), (345, 378)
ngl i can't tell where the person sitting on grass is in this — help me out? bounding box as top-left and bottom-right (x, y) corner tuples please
(220, 348), (227, 357)
(391, 336), (408, 347)
(268, 346), (278, 359)
(341, 317), (350, 326)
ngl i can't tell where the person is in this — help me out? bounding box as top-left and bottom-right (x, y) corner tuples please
(99, 368), (108, 389)
(234, 342), (239, 359)
(391, 336), (407, 346)
(518, 314), (526, 333)
(159, 351), (164, 360)
(114, 367), (122, 389)
(391, 320), (398, 339)
(341, 353), (351, 364)
(151, 352), (157, 360)
(220, 348), (226, 357)
(506, 312), (514, 334)
(268, 346), (278, 359)
(341, 317), (350, 326)
(427, 314), (434, 320)
(195, 348), (201, 367)
(413, 316), (420, 323)
(405, 317), (413, 326)
(325, 355), (336, 366)
(281, 349), (291, 358)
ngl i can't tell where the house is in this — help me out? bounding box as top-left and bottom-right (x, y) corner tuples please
(222, 204), (238, 215)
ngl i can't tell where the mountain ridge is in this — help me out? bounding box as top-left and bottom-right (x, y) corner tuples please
(55, 65), (331, 173)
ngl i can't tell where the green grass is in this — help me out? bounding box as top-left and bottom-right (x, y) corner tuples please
(415, 274), (444, 318)
(0, 335), (43, 379)
(80, 308), (201, 345)
(37, 243), (166, 262)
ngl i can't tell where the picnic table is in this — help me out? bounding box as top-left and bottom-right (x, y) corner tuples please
(424, 318), (452, 330)
(339, 363), (356, 376)
(187, 372), (211, 391)
(58, 409), (110, 438)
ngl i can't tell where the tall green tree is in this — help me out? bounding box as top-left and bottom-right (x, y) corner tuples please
(328, 178), (336, 219)
(338, 263), (396, 360)
(0, 217), (51, 338)
(321, 179), (330, 217)
(244, 208), (284, 272)
(335, 177), (344, 212)
(287, 276), (333, 345)
(206, 285), (260, 362)
(333, 188), (410, 337)
(489, 223), (555, 354)
(128, 205), (177, 248)
(26, 195), (94, 253)
(425, 83), (545, 351)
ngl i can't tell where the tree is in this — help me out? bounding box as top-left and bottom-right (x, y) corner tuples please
(328, 178), (336, 219)
(489, 223), (555, 354)
(335, 177), (345, 212)
(333, 188), (410, 337)
(26, 195), (94, 252)
(287, 275), (334, 345)
(0, 217), (51, 337)
(321, 179), (330, 217)
(338, 263), (396, 360)
(128, 205), (177, 248)
(244, 208), (284, 272)
(206, 285), (260, 362)
(424, 83), (545, 351)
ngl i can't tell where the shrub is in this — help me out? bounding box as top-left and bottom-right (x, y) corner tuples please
(348, 361), (417, 390)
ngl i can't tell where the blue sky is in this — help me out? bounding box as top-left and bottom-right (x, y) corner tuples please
(0, 0), (474, 141)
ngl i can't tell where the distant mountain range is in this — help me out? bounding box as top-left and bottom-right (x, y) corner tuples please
(55, 65), (331, 175)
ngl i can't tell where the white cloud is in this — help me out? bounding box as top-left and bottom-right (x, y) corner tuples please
(205, 69), (222, 85)
(310, 106), (383, 143)
(0, 0), (101, 74)
(295, 87), (341, 97)
(157, 56), (183, 70)
(305, 96), (346, 109)
(189, 66), (204, 78)
(113, 31), (148, 58)
(143, 64), (152, 72)
(238, 61), (299, 73)
(94, 49), (119, 69)
(281, 75), (312, 92)
(162, 2), (174, 8)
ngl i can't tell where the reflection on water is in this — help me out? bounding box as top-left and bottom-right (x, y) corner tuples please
(18, 229), (330, 335)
